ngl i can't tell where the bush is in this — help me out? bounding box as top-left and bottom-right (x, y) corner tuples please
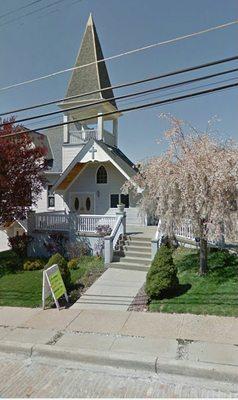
(68, 258), (80, 270)
(8, 234), (32, 258)
(23, 259), (45, 271)
(145, 245), (179, 299)
(45, 253), (71, 289)
(66, 240), (91, 259)
(44, 232), (68, 257)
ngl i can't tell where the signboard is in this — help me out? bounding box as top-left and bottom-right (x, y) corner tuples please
(42, 264), (69, 310)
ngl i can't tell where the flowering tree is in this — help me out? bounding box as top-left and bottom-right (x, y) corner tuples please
(0, 118), (47, 225)
(123, 115), (238, 274)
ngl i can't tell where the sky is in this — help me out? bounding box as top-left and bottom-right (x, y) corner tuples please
(0, 0), (237, 162)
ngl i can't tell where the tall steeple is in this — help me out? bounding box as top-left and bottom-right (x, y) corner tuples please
(62, 14), (118, 113)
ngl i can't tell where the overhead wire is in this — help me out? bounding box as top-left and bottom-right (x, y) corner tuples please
(0, 19), (237, 92)
(2, 66), (238, 127)
(1, 81), (237, 138)
(1, 55), (238, 117)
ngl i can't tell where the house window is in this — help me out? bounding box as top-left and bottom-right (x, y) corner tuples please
(47, 185), (55, 208)
(97, 165), (107, 184)
(110, 194), (129, 208)
(74, 197), (79, 211)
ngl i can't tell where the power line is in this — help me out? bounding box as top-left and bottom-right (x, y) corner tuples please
(0, 0), (45, 20)
(1, 19), (237, 92)
(3, 67), (238, 127)
(0, 0), (83, 30)
(2, 55), (238, 117)
(1, 81), (237, 138)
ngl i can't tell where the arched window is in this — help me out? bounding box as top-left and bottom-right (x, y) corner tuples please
(96, 165), (107, 184)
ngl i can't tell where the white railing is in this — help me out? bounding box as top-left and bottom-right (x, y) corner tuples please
(69, 129), (98, 143)
(104, 214), (125, 264)
(76, 215), (117, 233)
(35, 212), (69, 232)
(174, 222), (194, 240)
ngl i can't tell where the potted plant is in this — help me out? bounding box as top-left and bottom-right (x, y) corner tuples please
(117, 203), (125, 212)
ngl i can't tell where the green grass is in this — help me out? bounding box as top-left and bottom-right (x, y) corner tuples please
(149, 247), (238, 317)
(0, 254), (104, 308)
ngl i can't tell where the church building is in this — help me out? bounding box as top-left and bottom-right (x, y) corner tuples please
(0, 14), (145, 251)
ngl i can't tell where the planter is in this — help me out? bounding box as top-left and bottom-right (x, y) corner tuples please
(117, 203), (125, 212)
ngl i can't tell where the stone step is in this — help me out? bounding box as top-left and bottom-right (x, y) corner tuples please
(124, 245), (151, 253)
(126, 239), (151, 247)
(129, 236), (151, 243)
(110, 262), (150, 272)
(121, 256), (151, 265)
(124, 249), (151, 258)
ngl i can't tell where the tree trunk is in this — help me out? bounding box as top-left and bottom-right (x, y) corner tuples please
(199, 237), (208, 275)
(199, 220), (208, 275)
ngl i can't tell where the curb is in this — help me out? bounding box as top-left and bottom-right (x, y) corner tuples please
(1, 341), (238, 384)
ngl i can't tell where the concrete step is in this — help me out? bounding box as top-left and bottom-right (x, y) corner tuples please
(124, 249), (151, 257)
(129, 237), (151, 243)
(126, 239), (151, 247)
(122, 256), (151, 265)
(124, 245), (151, 253)
(110, 262), (150, 272)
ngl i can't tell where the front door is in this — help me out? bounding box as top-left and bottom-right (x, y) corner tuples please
(72, 193), (94, 214)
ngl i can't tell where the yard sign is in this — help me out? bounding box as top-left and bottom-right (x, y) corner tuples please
(42, 264), (69, 310)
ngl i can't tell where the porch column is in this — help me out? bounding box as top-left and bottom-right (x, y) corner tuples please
(98, 113), (103, 141)
(63, 115), (69, 143)
(113, 118), (118, 147)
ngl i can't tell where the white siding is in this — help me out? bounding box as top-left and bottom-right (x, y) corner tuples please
(64, 162), (130, 215)
(0, 229), (10, 252)
(62, 144), (84, 170)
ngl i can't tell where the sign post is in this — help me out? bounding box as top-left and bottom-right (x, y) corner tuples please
(42, 264), (69, 310)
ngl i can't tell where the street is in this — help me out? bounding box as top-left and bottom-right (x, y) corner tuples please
(1, 353), (238, 398)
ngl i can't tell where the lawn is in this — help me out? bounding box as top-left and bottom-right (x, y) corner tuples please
(0, 251), (104, 308)
(149, 247), (238, 317)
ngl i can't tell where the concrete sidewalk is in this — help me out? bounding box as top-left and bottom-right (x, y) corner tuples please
(0, 306), (238, 382)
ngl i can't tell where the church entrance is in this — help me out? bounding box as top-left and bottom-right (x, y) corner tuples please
(72, 193), (95, 214)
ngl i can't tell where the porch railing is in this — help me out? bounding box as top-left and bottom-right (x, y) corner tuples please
(76, 215), (117, 233)
(35, 212), (69, 232)
(104, 214), (125, 264)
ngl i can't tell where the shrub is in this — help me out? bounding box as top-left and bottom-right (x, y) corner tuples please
(44, 232), (68, 257)
(145, 245), (179, 299)
(45, 253), (71, 289)
(23, 259), (45, 271)
(68, 258), (80, 270)
(8, 233), (32, 258)
(66, 240), (91, 259)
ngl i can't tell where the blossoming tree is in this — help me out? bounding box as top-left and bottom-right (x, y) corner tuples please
(0, 118), (47, 225)
(124, 115), (238, 274)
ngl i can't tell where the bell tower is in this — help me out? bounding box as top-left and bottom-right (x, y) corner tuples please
(59, 13), (121, 157)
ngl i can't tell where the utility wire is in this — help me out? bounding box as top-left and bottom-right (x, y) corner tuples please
(3, 67), (238, 127)
(0, 19), (237, 92)
(0, 0), (45, 20)
(2, 55), (238, 117)
(0, 0), (83, 30)
(1, 82), (237, 138)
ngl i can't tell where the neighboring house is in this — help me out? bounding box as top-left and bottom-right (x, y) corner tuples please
(0, 14), (146, 256)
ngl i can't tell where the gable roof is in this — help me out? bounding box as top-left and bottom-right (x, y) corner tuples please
(63, 14), (117, 110)
(43, 126), (64, 172)
(52, 139), (137, 192)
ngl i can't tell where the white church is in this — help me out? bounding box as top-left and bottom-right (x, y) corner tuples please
(0, 15), (150, 259)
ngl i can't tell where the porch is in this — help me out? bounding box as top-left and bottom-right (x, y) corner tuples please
(27, 210), (126, 264)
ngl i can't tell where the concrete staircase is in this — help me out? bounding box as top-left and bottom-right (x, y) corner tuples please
(111, 235), (152, 272)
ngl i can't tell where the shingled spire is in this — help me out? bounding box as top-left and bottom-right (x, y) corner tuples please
(64, 14), (117, 110)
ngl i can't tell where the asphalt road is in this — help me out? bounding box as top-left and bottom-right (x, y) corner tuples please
(1, 353), (238, 398)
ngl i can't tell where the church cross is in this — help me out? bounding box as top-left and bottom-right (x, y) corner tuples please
(89, 146), (97, 160)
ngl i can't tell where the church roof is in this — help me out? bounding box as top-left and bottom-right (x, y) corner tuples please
(64, 14), (117, 110)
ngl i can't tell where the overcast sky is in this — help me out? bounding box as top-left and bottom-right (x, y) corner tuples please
(0, 0), (237, 161)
